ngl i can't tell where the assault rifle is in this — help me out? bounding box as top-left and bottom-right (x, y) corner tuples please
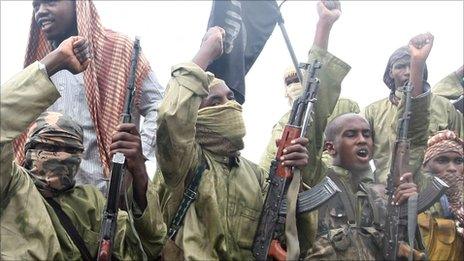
(97, 37), (141, 261)
(384, 84), (448, 260)
(252, 60), (340, 261)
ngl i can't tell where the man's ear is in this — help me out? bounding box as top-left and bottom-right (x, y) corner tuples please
(324, 141), (336, 156)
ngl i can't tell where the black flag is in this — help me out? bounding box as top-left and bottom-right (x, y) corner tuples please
(207, 0), (279, 104)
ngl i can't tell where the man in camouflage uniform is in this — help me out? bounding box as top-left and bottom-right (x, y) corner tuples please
(418, 130), (463, 260)
(364, 33), (463, 185)
(260, 2), (352, 253)
(305, 113), (420, 260)
(1, 36), (166, 260)
(154, 24), (319, 260)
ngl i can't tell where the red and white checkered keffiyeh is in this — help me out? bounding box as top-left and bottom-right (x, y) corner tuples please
(13, 0), (151, 177)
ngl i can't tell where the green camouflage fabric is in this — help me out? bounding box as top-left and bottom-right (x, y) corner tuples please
(364, 91), (462, 185)
(154, 62), (268, 260)
(24, 111), (84, 197)
(258, 45), (351, 253)
(432, 71), (463, 100)
(303, 166), (386, 260)
(0, 62), (166, 260)
(322, 98), (360, 166)
(153, 46), (346, 259)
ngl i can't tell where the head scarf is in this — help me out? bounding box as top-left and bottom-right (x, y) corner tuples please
(24, 112), (84, 197)
(423, 130), (464, 218)
(283, 66), (303, 102)
(423, 130), (463, 165)
(195, 79), (246, 156)
(383, 46), (428, 104)
(14, 0), (151, 177)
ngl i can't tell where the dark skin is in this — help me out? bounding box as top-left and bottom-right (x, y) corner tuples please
(193, 26), (309, 168)
(40, 36), (91, 76)
(325, 114), (417, 205)
(389, 33), (434, 103)
(110, 123), (149, 210)
(37, 36), (149, 210)
(425, 151), (464, 225)
(33, 0), (78, 48)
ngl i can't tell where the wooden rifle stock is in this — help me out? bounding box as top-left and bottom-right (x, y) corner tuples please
(252, 60), (321, 260)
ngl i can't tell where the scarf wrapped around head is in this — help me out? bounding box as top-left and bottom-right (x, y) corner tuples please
(383, 46), (429, 104)
(195, 79), (246, 156)
(14, 0), (151, 177)
(284, 66), (303, 102)
(423, 130), (464, 218)
(24, 112), (84, 197)
(423, 130), (463, 165)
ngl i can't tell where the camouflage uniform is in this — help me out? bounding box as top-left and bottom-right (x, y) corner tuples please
(432, 71), (463, 100)
(304, 166), (386, 260)
(0, 62), (166, 260)
(364, 91), (462, 185)
(154, 44), (348, 260)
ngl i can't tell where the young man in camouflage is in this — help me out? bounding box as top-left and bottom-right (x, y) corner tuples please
(260, 1), (352, 252)
(0, 36), (166, 260)
(305, 113), (420, 260)
(364, 33), (463, 185)
(154, 24), (320, 259)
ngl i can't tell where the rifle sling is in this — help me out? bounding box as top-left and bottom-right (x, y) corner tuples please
(407, 194), (418, 261)
(167, 162), (207, 240)
(46, 198), (93, 261)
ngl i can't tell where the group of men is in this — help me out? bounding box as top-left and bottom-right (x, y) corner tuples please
(1, 0), (462, 260)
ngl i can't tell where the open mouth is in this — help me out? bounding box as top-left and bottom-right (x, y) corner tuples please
(356, 148), (369, 159)
(38, 17), (54, 31)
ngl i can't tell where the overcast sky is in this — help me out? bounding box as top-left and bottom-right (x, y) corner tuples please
(1, 1), (463, 170)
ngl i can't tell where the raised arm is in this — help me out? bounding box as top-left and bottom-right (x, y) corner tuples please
(1, 36), (90, 197)
(155, 27), (224, 187)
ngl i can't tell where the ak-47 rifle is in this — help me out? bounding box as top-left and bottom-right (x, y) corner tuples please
(97, 37), (141, 261)
(384, 84), (449, 261)
(252, 60), (340, 261)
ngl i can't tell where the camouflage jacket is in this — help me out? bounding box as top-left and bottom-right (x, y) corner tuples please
(432, 71), (463, 100)
(305, 166), (387, 260)
(364, 90), (462, 185)
(0, 62), (166, 260)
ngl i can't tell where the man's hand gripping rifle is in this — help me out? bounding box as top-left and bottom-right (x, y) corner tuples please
(384, 83), (448, 261)
(97, 37), (141, 261)
(252, 60), (340, 261)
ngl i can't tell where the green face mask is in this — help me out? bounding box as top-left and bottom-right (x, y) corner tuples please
(196, 100), (246, 156)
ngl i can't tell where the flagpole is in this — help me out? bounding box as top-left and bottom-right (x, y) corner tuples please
(275, 0), (304, 83)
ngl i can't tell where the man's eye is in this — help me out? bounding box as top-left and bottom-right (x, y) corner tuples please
(435, 157), (449, 164)
(362, 130), (371, 138)
(344, 131), (355, 137)
(454, 157), (464, 165)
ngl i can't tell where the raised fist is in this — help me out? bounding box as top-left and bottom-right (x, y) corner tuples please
(41, 36), (91, 76)
(317, 0), (341, 26)
(200, 26), (225, 62)
(408, 32), (434, 63)
(193, 26), (225, 70)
